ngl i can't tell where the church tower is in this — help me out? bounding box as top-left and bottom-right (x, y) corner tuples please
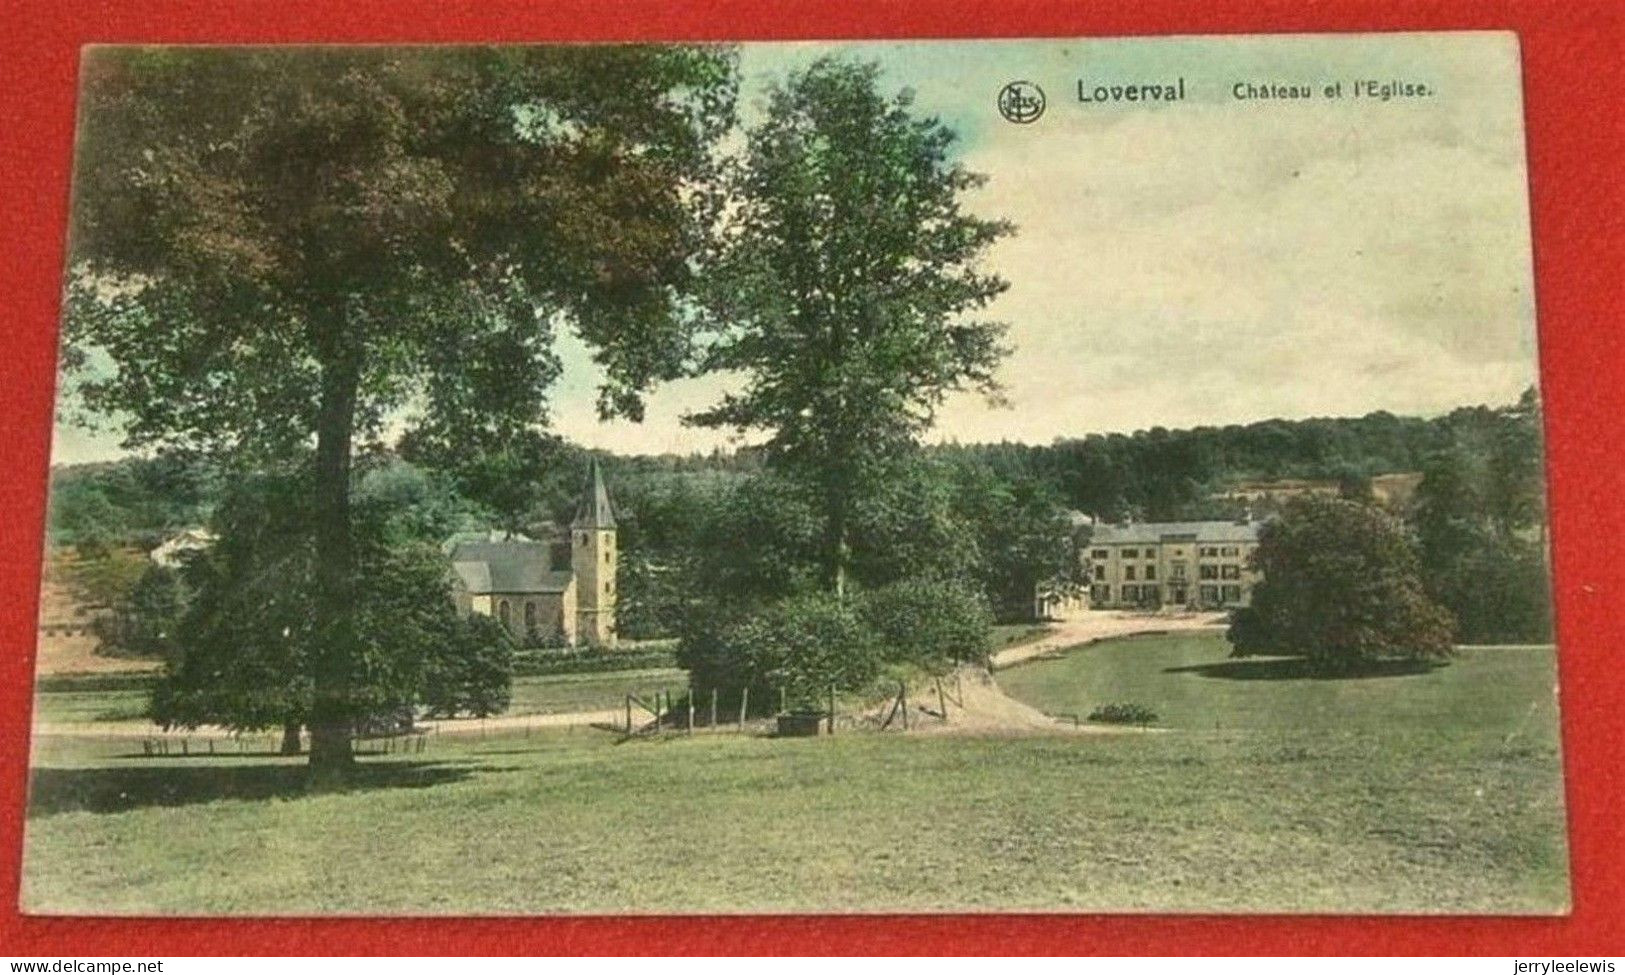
(570, 458), (618, 647)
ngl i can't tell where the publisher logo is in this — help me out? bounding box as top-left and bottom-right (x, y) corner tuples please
(997, 81), (1046, 124)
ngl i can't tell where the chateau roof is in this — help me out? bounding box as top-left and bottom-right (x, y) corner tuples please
(447, 540), (573, 595)
(1090, 520), (1262, 545)
(571, 458), (616, 529)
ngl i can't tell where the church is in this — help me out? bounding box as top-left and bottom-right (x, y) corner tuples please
(446, 459), (618, 648)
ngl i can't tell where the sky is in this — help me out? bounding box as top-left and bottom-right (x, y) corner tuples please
(51, 33), (1539, 464)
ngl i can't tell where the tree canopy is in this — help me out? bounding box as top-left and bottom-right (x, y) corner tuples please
(688, 58), (1011, 594)
(62, 46), (738, 778)
(1229, 496), (1456, 674)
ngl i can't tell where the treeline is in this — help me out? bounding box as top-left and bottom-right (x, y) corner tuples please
(937, 399), (1539, 523)
(49, 397), (1535, 553)
(49, 390), (1551, 644)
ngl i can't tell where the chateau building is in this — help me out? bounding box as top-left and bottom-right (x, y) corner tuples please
(446, 459), (618, 647)
(1084, 519), (1262, 610)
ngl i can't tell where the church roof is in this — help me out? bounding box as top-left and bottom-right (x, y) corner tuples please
(571, 458), (616, 529)
(447, 539), (574, 595)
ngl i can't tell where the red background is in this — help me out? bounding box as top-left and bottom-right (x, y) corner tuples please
(2, 0), (1621, 956)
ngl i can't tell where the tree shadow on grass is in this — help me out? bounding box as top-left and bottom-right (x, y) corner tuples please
(26, 759), (495, 818)
(1164, 657), (1446, 681)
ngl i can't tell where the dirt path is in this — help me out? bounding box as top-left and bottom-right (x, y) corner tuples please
(33, 613), (1226, 742)
(32, 708), (623, 742)
(991, 611), (1229, 669)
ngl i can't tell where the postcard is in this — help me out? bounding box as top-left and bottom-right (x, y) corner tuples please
(24, 32), (1565, 915)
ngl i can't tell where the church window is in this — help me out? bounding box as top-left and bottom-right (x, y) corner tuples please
(498, 600), (511, 627)
(524, 602), (537, 636)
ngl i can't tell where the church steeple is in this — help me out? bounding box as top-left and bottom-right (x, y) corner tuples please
(570, 458), (617, 647)
(572, 457), (616, 529)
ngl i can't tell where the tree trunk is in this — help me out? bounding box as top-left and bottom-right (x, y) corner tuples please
(307, 349), (361, 787)
(280, 720), (302, 755)
(823, 486), (850, 599)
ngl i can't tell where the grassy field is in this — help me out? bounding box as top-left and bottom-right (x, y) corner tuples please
(22, 632), (1568, 915)
(31, 688), (149, 724)
(506, 669), (690, 716)
(32, 670), (690, 726)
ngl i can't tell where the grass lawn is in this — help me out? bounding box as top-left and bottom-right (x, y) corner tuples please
(22, 632), (1568, 915)
(31, 689), (150, 725)
(506, 669), (690, 716)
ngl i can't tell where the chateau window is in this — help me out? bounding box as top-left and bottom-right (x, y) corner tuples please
(1171, 564), (1187, 580)
(1200, 585), (1219, 603)
(1200, 565), (1218, 580)
(1122, 585), (1139, 602)
(605, 550), (611, 564)
(1092, 549), (1109, 559)
(1123, 548), (1138, 559)
(1093, 565), (1105, 581)
(1201, 547), (1219, 557)
(1221, 546), (1240, 556)
(1124, 566), (1136, 581)
(1144, 565), (1157, 581)
(1222, 585), (1242, 602)
(1221, 565), (1240, 580)
(1090, 585), (1111, 603)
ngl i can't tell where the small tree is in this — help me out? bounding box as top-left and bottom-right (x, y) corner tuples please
(1228, 497), (1455, 674)
(93, 562), (187, 659)
(857, 578), (992, 671)
(152, 470), (514, 743)
(678, 592), (880, 710)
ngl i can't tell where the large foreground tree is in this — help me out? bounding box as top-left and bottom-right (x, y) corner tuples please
(63, 46), (737, 780)
(688, 58), (1012, 595)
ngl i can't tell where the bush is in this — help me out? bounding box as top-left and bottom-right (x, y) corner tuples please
(1229, 496), (1456, 674)
(510, 645), (678, 676)
(420, 614), (514, 718)
(857, 577), (993, 670)
(1087, 703), (1158, 726)
(678, 592), (880, 710)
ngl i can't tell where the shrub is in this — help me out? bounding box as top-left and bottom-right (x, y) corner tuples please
(857, 577), (993, 671)
(420, 613), (514, 718)
(510, 645), (678, 676)
(1087, 702), (1158, 726)
(678, 592), (880, 710)
(1229, 496), (1456, 674)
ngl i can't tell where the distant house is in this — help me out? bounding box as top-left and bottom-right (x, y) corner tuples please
(446, 460), (618, 647)
(149, 528), (215, 567)
(1212, 478), (1341, 504)
(1212, 472), (1423, 511)
(1083, 519), (1262, 611)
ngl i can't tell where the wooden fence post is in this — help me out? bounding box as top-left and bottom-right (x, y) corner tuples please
(625, 695), (632, 735)
(710, 688), (718, 731)
(738, 687), (749, 731)
(779, 686), (786, 715)
(900, 684), (909, 731)
(687, 688), (695, 735)
(828, 684), (836, 735)
(937, 678), (948, 723)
